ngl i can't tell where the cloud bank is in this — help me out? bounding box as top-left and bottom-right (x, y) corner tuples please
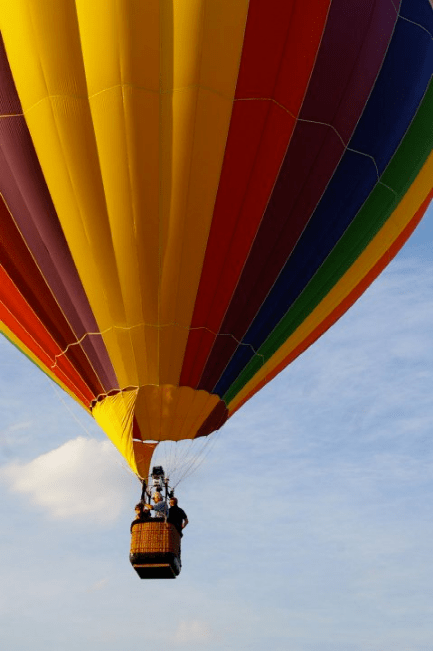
(0, 436), (132, 523)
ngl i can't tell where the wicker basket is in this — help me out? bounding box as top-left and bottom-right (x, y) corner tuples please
(130, 520), (181, 579)
(130, 520), (180, 555)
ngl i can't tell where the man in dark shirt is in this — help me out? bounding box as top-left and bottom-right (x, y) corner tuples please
(167, 497), (188, 536)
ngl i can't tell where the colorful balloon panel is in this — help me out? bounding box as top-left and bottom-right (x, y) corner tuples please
(0, 0), (432, 479)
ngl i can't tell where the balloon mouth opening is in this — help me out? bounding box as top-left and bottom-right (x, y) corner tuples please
(91, 385), (229, 441)
(91, 385), (228, 479)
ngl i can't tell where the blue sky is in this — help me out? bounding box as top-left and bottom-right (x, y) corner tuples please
(0, 203), (432, 651)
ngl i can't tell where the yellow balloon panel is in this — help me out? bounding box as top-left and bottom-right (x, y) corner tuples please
(92, 388), (139, 474)
(1, 0), (250, 394)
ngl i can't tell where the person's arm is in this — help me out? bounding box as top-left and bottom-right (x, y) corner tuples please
(182, 514), (189, 529)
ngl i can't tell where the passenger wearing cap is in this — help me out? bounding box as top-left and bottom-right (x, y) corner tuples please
(130, 503), (149, 532)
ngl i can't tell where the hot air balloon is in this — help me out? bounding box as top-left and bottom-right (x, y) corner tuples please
(0, 0), (432, 493)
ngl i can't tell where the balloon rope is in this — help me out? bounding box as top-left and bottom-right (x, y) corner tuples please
(49, 380), (135, 478)
(49, 382), (94, 437)
(173, 432), (220, 488)
(50, 324), (265, 371)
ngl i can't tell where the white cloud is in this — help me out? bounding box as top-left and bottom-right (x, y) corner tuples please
(85, 578), (109, 593)
(0, 436), (132, 523)
(172, 620), (214, 646)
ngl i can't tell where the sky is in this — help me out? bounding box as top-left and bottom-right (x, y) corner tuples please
(0, 203), (433, 651)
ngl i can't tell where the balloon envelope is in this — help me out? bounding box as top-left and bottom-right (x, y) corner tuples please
(0, 0), (432, 478)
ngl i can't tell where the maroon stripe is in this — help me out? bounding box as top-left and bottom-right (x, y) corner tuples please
(299, 0), (399, 141)
(197, 0), (398, 391)
(0, 36), (118, 391)
(0, 199), (106, 398)
(195, 401), (228, 439)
